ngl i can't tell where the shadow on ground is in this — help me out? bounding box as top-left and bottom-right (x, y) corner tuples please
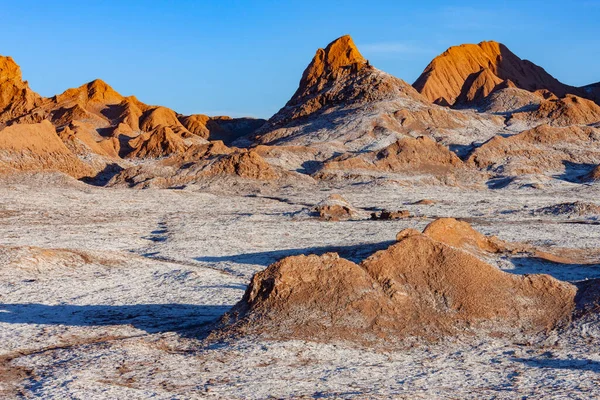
(512, 357), (600, 372)
(194, 240), (397, 266)
(0, 303), (231, 334)
(507, 256), (600, 281)
(553, 161), (597, 183)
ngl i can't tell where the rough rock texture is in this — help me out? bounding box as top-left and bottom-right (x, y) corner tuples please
(246, 35), (502, 157)
(0, 56), (258, 177)
(108, 143), (281, 189)
(371, 210), (411, 220)
(127, 126), (188, 159)
(515, 95), (600, 126)
(413, 41), (587, 106)
(205, 150), (278, 180)
(0, 55), (43, 124)
(222, 230), (576, 342)
(0, 120), (94, 178)
(314, 194), (358, 221)
(533, 201), (600, 217)
(422, 217), (506, 254)
(318, 136), (463, 176)
(468, 124), (600, 176)
(179, 115), (266, 144)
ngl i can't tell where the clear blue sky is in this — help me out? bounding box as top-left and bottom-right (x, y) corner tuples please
(1, 1), (598, 118)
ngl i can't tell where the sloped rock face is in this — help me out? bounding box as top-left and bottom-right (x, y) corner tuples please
(254, 34), (422, 133)
(0, 120), (94, 178)
(205, 150), (278, 180)
(0, 55), (259, 178)
(221, 229), (576, 343)
(108, 142), (281, 188)
(0, 55), (43, 124)
(523, 95), (600, 126)
(413, 41), (582, 106)
(127, 126), (188, 159)
(246, 35), (503, 161)
(422, 217), (506, 254)
(468, 124), (600, 175)
(318, 136), (462, 175)
(179, 115), (266, 144)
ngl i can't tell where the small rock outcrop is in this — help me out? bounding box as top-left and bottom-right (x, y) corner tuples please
(314, 194), (358, 221)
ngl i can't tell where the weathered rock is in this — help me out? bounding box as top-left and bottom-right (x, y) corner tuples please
(314, 194), (358, 221)
(221, 227), (576, 342)
(371, 210), (411, 220)
(413, 41), (589, 106)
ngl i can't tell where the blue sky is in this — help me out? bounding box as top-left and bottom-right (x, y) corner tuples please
(1, 1), (598, 118)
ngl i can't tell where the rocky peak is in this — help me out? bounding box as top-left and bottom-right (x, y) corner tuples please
(292, 35), (368, 101)
(413, 41), (578, 106)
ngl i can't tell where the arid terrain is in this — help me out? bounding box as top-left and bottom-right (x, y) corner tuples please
(1, 35), (599, 399)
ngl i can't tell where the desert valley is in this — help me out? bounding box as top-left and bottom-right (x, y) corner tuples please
(0, 32), (599, 398)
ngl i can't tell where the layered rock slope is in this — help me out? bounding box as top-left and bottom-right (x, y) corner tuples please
(246, 35), (503, 156)
(413, 41), (591, 106)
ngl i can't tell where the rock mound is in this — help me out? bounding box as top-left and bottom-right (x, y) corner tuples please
(314, 194), (358, 221)
(0, 120), (94, 178)
(221, 228), (576, 342)
(422, 217), (506, 254)
(108, 143), (281, 188)
(205, 150), (278, 180)
(524, 95), (600, 126)
(468, 124), (600, 176)
(127, 126), (188, 158)
(319, 136), (462, 176)
(413, 41), (584, 106)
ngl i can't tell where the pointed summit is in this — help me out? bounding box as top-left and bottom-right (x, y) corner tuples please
(413, 41), (580, 106)
(0, 55), (43, 123)
(292, 35), (367, 101)
(55, 78), (124, 105)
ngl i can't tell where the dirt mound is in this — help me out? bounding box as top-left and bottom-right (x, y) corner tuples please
(520, 95), (600, 126)
(314, 194), (358, 221)
(468, 124), (600, 176)
(413, 41), (586, 106)
(221, 230), (575, 342)
(0, 120), (94, 178)
(318, 136), (463, 176)
(205, 150), (278, 180)
(422, 217), (506, 254)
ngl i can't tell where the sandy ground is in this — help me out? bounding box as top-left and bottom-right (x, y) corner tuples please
(0, 173), (599, 398)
